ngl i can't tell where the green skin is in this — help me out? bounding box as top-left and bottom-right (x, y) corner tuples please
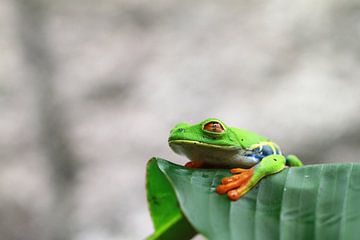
(168, 118), (303, 200)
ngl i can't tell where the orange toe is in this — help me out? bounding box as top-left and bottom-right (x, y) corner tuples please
(185, 161), (204, 168)
(216, 167), (254, 200)
(227, 186), (247, 201)
(230, 168), (248, 174)
(228, 189), (241, 201)
(221, 174), (242, 184)
(216, 178), (242, 194)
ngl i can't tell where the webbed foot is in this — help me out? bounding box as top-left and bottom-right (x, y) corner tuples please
(216, 155), (287, 201)
(216, 167), (255, 200)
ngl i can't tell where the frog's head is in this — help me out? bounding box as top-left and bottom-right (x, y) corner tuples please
(168, 118), (237, 146)
(168, 118), (247, 167)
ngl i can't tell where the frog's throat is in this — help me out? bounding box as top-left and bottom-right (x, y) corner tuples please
(168, 139), (242, 151)
(168, 139), (254, 168)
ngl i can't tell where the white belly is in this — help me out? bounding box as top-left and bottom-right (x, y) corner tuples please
(169, 141), (259, 168)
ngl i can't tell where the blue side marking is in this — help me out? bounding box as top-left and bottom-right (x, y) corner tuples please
(261, 145), (274, 156)
(244, 144), (282, 162)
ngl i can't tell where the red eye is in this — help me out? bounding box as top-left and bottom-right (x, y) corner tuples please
(203, 121), (224, 133)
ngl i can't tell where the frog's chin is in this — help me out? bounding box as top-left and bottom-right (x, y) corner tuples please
(168, 140), (253, 168)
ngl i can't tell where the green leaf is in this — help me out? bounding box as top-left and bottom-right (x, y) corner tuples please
(146, 158), (197, 240)
(147, 157), (360, 240)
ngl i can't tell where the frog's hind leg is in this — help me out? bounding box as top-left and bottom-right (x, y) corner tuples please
(286, 154), (303, 167)
(216, 155), (286, 201)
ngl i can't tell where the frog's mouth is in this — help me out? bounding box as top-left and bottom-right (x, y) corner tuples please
(168, 140), (240, 151)
(168, 139), (246, 168)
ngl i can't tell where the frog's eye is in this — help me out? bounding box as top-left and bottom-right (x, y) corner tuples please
(203, 121), (224, 133)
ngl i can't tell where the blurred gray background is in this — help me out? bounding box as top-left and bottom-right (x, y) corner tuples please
(1, 0), (360, 239)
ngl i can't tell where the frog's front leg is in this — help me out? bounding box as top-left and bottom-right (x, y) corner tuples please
(216, 155), (286, 201)
(184, 160), (204, 168)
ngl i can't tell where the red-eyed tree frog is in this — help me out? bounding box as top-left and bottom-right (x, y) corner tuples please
(168, 118), (303, 201)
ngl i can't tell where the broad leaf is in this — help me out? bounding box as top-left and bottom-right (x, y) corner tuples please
(146, 159), (197, 240)
(147, 157), (360, 240)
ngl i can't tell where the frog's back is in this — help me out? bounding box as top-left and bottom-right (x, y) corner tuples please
(229, 127), (269, 148)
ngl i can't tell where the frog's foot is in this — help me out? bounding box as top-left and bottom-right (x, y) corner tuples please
(216, 167), (254, 200)
(216, 155), (287, 201)
(185, 161), (204, 168)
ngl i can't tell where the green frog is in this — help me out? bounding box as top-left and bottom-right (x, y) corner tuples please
(168, 118), (303, 201)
